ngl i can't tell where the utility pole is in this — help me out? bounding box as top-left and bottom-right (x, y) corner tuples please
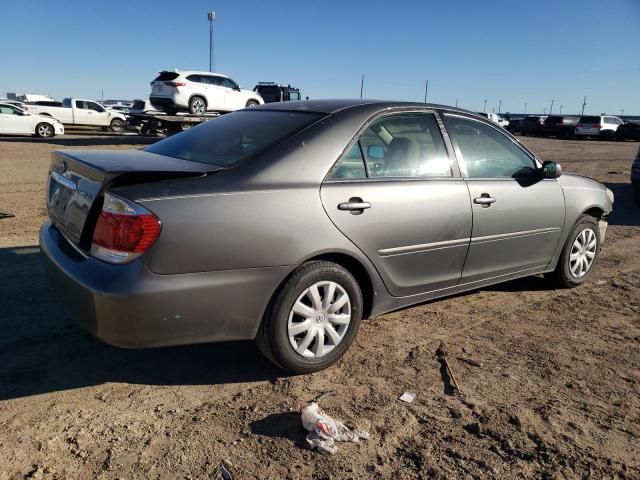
(524, 102), (527, 114)
(207, 11), (216, 72)
(424, 80), (429, 104)
(483, 99), (487, 112)
(549, 99), (554, 115)
(498, 99), (502, 114)
(581, 96), (587, 116)
(360, 74), (365, 99)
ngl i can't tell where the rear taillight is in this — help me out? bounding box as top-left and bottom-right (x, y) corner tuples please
(91, 193), (161, 264)
(165, 81), (186, 87)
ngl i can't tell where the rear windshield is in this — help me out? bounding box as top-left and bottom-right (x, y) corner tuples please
(579, 116), (601, 124)
(145, 110), (323, 167)
(256, 86), (281, 103)
(132, 100), (146, 110)
(154, 71), (180, 81)
(545, 116), (563, 124)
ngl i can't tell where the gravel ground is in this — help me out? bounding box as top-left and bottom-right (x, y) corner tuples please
(0, 132), (638, 479)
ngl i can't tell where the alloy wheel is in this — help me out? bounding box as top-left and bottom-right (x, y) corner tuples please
(569, 228), (597, 278)
(192, 99), (205, 114)
(287, 281), (351, 358)
(38, 124), (52, 137)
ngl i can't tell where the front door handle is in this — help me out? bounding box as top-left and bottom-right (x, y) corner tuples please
(338, 197), (371, 215)
(473, 193), (496, 207)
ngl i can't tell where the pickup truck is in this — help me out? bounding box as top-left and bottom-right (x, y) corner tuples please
(477, 112), (509, 129)
(28, 98), (127, 132)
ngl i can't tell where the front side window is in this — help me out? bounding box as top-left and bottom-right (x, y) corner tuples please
(87, 102), (104, 112)
(145, 110), (323, 167)
(444, 115), (537, 178)
(0, 105), (18, 115)
(222, 78), (239, 90)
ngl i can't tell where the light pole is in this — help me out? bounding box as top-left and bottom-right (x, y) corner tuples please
(620, 109), (624, 116)
(208, 11), (216, 72)
(524, 102), (527, 114)
(559, 105), (563, 114)
(498, 99), (502, 114)
(360, 74), (365, 99)
(455, 98), (458, 107)
(424, 80), (428, 104)
(543, 107), (546, 115)
(549, 99), (554, 115)
(483, 99), (487, 112)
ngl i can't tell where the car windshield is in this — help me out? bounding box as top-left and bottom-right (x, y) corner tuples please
(145, 110), (323, 167)
(579, 116), (600, 123)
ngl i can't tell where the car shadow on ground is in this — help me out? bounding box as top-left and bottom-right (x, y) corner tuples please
(0, 134), (158, 147)
(605, 182), (640, 227)
(0, 246), (282, 401)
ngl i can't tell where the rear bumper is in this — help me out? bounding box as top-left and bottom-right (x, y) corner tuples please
(149, 95), (188, 109)
(39, 221), (290, 348)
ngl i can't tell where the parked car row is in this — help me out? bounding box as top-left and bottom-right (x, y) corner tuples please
(507, 114), (637, 141)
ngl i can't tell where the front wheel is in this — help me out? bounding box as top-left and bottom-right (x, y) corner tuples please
(110, 118), (125, 133)
(256, 261), (363, 373)
(547, 215), (601, 288)
(35, 122), (54, 138)
(246, 100), (259, 108)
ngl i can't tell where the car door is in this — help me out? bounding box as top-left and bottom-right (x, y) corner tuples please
(0, 105), (34, 134)
(85, 101), (109, 126)
(204, 75), (227, 110)
(321, 111), (472, 297)
(221, 77), (242, 109)
(443, 113), (565, 283)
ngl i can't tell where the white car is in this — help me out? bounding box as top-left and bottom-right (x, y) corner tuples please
(0, 102), (64, 137)
(149, 70), (264, 115)
(575, 115), (624, 139)
(477, 112), (509, 128)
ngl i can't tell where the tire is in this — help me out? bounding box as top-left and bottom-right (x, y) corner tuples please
(110, 118), (124, 133)
(246, 100), (259, 108)
(164, 107), (178, 116)
(547, 215), (601, 288)
(256, 260), (363, 373)
(188, 96), (207, 115)
(35, 122), (54, 138)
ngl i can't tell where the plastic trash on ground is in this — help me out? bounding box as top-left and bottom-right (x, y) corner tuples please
(301, 402), (369, 454)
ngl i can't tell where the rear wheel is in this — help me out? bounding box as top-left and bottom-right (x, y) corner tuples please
(188, 96), (206, 115)
(246, 100), (259, 108)
(547, 215), (600, 288)
(256, 261), (363, 373)
(110, 118), (124, 133)
(35, 122), (54, 138)
(164, 107), (178, 116)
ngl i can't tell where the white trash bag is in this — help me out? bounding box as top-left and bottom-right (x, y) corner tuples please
(301, 402), (369, 454)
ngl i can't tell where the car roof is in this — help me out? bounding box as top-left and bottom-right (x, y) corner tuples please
(176, 70), (230, 79)
(250, 99), (476, 116)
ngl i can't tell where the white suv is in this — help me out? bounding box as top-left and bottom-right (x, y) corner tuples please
(149, 70), (263, 115)
(575, 115), (623, 139)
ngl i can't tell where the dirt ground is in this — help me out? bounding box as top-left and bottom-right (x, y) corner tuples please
(0, 131), (638, 480)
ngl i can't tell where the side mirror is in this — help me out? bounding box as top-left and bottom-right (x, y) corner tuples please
(542, 160), (562, 179)
(367, 145), (385, 159)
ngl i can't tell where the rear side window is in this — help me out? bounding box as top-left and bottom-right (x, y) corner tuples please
(186, 74), (203, 83)
(155, 72), (180, 81)
(75, 100), (86, 109)
(330, 113), (451, 179)
(579, 116), (601, 124)
(145, 110), (323, 167)
(445, 115), (536, 178)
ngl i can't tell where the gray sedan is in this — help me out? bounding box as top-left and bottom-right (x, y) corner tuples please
(40, 100), (614, 373)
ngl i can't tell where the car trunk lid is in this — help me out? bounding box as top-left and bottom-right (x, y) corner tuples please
(47, 149), (220, 248)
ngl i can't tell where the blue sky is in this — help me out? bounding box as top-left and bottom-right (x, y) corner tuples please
(1, 0), (639, 114)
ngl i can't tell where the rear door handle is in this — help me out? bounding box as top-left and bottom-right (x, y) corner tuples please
(473, 193), (496, 207)
(338, 197), (371, 215)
